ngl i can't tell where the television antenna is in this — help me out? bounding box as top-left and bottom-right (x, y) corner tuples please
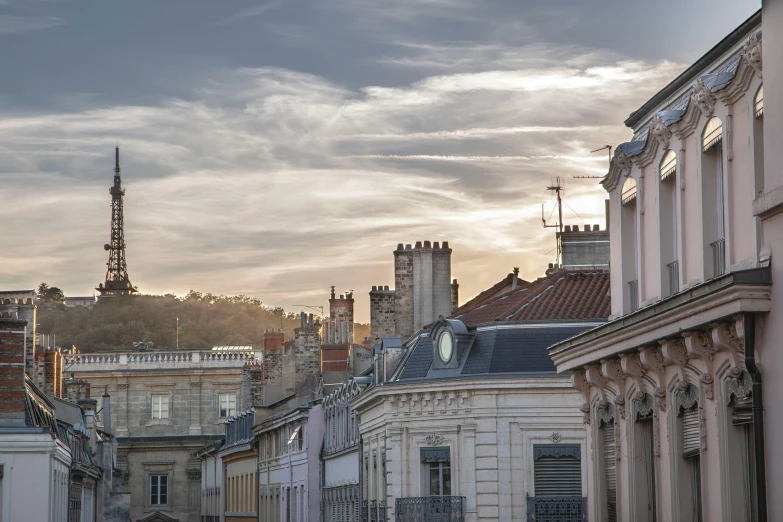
(293, 304), (325, 318)
(575, 145), (612, 179)
(542, 177), (565, 263)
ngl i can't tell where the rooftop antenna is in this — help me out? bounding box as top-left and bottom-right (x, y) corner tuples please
(542, 176), (565, 264)
(293, 304), (325, 318)
(575, 145), (612, 179)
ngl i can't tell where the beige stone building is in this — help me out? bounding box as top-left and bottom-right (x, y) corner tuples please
(65, 347), (261, 522)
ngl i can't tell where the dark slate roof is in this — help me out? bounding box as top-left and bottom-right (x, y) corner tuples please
(451, 270), (610, 326)
(394, 324), (596, 381)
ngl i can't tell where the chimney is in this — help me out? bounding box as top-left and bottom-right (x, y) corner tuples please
(102, 393), (112, 434)
(0, 318), (28, 425)
(511, 267), (520, 290)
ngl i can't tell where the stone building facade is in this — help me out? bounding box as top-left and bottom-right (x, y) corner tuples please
(369, 242), (458, 342)
(549, 12), (777, 522)
(354, 269), (611, 522)
(558, 223), (610, 271)
(64, 347), (261, 522)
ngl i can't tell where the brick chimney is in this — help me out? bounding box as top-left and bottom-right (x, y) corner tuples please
(0, 317), (29, 426)
(262, 329), (285, 404)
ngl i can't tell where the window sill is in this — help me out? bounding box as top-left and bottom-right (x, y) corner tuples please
(145, 419), (173, 427)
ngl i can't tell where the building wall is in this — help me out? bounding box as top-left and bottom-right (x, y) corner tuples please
(294, 313), (321, 385)
(559, 226), (610, 270)
(353, 378), (586, 522)
(224, 448), (257, 522)
(760, 3), (783, 518)
(369, 286), (395, 341)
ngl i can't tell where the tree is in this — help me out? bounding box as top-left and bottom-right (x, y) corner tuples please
(36, 282), (65, 303)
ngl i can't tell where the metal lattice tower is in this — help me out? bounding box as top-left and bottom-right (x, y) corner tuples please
(96, 147), (138, 297)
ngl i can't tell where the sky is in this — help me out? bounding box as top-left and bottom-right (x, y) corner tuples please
(0, 0), (760, 323)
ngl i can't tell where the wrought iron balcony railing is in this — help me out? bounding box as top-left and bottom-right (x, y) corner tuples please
(711, 238), (726, 277)
(628, 279), (639, 312)
(526, 496), (587, 522)
(667, 259), (680, 295)
(395, 496), (465, 522)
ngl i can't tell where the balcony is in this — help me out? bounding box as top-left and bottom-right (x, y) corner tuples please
(526, 496), (587, 522)
(363, 500), (387, 522)
(395, 496), (465, 522)
(711, 238), (726, 277)
(628, 280), (639, 312)
(667, 260), (680, 295)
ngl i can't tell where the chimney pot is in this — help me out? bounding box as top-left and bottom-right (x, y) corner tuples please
(415, 241), (422, 249)
(384, 285), (389, 290)
(397, 243), (404, 250)
(442, 241), (449, 249)
(549, 263), (554, 268)
(433, 241), (440, 248)
(564, 225), (571, 232)
(405, 244), (412, 250)
(593, 224), (599, 231)
(423, 240), (431, 248)
(573, 225), (579, 231)
(372, 286), (377, 291)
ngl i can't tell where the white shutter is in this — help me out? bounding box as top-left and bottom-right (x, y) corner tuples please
(603, 423), (617, 522)
(682, 407), (700, 457)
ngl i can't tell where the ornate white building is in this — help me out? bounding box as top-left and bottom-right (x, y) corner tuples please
(353, 269), (611, 522)
(549, 11), (772, 522)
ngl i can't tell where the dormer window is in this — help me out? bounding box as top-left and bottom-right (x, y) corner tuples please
(438, 330), (454, 364)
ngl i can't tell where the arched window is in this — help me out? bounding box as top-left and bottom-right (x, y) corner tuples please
(632, 394), (657, 521)
(754, 85), (764, 118)
(660, 150), (679, 295)
(702, 117), (726, 278)
(621, 177), (639, 312)
(676, 384), (703, 521)
(598, 404), (617, 522)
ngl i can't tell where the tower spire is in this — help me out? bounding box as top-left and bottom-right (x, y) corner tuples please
(97, 146), (138, 298)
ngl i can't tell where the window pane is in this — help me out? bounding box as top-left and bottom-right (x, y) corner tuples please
(429, 465), (440, 496)
(442, 466), (451, 496)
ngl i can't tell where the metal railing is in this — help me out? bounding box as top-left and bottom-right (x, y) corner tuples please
(667, 260), (680, 295)
(711, 238), (726, 277)
(395, 497), (465, 522)
(526, 496), (587, 522)
(628, 280), (639, 312)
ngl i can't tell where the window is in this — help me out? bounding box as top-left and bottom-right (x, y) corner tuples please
(676, 385), (703, 522)
(633, 395), (656, 522)
(598, 405), (617, 522)
(532, 444), (581, 497)
(420, 447), (451, 496)
(701, 117), (725, 278)
(660, 150), (679, 296)
(621, 177), (639, 313)
(219, 393), (236, 417)
(150, 475), (168, 505)
(151, 395), (169, 419)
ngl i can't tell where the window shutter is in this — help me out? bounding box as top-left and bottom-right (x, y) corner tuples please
(682, 407), (700, 457)
(532, 445), (581, 497)
(603, 424), (617, 522)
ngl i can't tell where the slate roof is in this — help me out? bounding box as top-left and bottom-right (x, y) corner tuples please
(395, 324), (595, 381)
(451, 270), (610, 326)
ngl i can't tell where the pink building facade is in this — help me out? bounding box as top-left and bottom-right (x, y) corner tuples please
(549, 11), (775, 522)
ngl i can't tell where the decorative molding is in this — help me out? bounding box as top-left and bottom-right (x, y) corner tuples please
(634, 393), (654, 421)
(710, 321), (744, 376)
(601, 358), (627, 419)
(683, 330), (716, 399)
(585, 363), (609, 406)
(726, 370), (753, 405)
(650, 114), (672, 150)
(533, 444), (580, 461)
(742, 30), (763, 78)
(691, 77), (716, 118)
(420, 446), (450, 463)
(186, 468), (201, 480)
(675, 384), (699, 414)
(550, 432), (561, 443)
(660, 338), (689, 389)
(638, 346), (668, 411)
(570, 369), (592, 425)
(424, 434), (445, 446)
(619, 352), (646, 400)
(614, 149), (632, 176)
(596, 403), (614, 428)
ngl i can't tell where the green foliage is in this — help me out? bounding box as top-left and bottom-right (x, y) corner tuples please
(36, 282), (65, 303)
(36, 291), (301, 353)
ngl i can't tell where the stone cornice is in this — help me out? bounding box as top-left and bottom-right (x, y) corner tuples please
(549, 269), (770, 372)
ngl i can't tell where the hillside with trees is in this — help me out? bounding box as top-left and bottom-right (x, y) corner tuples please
(36, 290), (303, 353)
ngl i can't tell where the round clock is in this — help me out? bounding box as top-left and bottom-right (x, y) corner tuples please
(438, 330), (454, 363)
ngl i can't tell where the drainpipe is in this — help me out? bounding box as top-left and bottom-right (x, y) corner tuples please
(744, 313), (767, 522)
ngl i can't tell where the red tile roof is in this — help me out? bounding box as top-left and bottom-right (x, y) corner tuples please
(452, 273), (530, 316)
(451, 270), (610, 326)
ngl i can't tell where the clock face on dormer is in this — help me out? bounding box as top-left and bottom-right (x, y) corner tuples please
(438, 330), (454, 363)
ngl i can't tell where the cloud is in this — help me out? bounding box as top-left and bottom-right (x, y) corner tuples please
(0, 15), (63, 34)
(0, 52), (684, 321)
(216, 0), (286, 25)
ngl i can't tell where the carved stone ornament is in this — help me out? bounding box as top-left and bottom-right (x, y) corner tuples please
(551, 432), (561, 443)
(533, 444), (580, 461)
(612, 148), (632, 176)
(424, 434), (444, 446)
(650, 114), (672, 150)
(691, 77), (716, 118)
(420, 446), (450, 463)
(634, 393), (654, 421)
(711, 322), (744, 376)
(596, 403), (614, 428)
(675, 384), (699, 415)
(742, 31), (763, 78)
(570, 369), (592, 425)
(186, 468), (202, 480)
(726, 370), (753, 405)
